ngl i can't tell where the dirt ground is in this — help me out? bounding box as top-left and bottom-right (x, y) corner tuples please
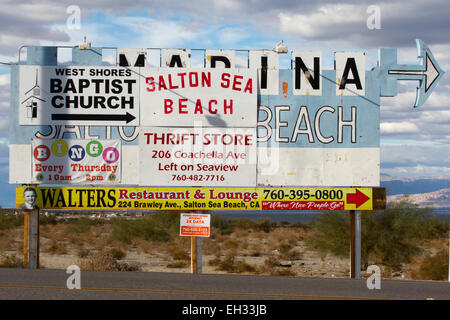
(2, 223), (432, 280)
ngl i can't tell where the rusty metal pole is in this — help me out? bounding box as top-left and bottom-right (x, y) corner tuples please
(23, 209), (39, 269)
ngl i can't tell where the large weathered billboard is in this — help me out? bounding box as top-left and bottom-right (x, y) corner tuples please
(9, 40), (444, 189)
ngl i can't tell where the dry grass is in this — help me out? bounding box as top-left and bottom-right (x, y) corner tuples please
(78, 250), (140, 272)
(0, 216), (446, 280)
(0, 254), (23, 268)
(44, 239), (68, 255)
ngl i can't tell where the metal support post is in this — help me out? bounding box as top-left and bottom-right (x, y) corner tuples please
(350, 210), (355, 278)
(350, 210), (361, 279)
(355, 211), (361, 279)
(190, 236), (202, 274)
(23, 209), (39, 269)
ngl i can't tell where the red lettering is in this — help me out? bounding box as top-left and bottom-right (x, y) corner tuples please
(178, 72), (187, 88)
(244, 134), (253, 145)
(209, 100), (218, 114)
(194, 99), (203, 114)
(224, 99), (233, 114)
(158, 75), (167, 90)
(244, 78), (253, 94)
(201, 72), (211, 87)
(232, 75), (243, 91)
(168, 74), (179, 89)
(164, 99), (173, 114)
(179, 98), (188, 114)
(119, 189), (128, 199)
(221, 73), (230, 88)
(146, 77), (155, 92)
(189, 72), (198, 87)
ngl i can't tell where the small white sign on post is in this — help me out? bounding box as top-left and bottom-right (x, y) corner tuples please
(180, 213), (211, 237)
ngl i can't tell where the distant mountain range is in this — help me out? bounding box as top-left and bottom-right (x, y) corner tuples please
(381, 177), (450, 208)
(387, 188), (450, 208)
(381, 177), (450, 195)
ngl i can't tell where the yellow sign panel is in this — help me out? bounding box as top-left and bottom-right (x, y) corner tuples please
(16, 187), (375, 211)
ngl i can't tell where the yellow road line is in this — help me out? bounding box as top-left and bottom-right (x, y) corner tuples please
(0, 285), (402, 300)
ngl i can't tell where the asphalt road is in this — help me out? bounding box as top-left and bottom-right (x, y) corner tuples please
(0, 268), (449, 301)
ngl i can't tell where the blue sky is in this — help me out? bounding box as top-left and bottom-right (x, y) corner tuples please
(0, 0), (449, 207)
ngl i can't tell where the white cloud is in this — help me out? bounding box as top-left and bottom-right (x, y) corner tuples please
(381, 122), (419, 134)
(114, 17), (200, 48)
(279, 4), (364, 38)
(0, 74), (9, 86)
(381, 165), (450, 179)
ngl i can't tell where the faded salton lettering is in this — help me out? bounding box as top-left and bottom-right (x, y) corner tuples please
(258, 105), (357, 144)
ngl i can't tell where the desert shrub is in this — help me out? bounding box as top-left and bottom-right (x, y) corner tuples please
(264, 256), (280, 268)
(278, 221), (291, 228)
(211, 214), (233, 235)
(0, 211), (23, 230)
(107, 248), (126, 260)
(211, 254), (256, 273)
(415, 250), (449, 281)
(0, 254), (23, 268)
(278, 242), (301, 260)
(138, 217), (171, 242)
(78, 250), (140, 271)
(224, 239), (239, 250)
(255, 218), (274, 233)
(167, 261), (188, 268)
(306, 211), (350, 257)
(270, 269), (296, 276)
(229, 218), (256, 230)
(170, 247), (190, 261)
(65, 217), (104, 234)
(76, 248), (90, 258)
(45, 239), (67, 255)
(291, 221), (310, 230)
(39, 214), (58, 225)
(208, 257), (222, 266)
(147, 211), (181, 234)
(110, 216), (171, 244)
(110, 218), (140, 244)
(307, 199), (449, 270)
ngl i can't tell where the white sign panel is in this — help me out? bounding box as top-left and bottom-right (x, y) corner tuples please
(205, 50), (235, 68)
(335, 52), (366, 96)
(161, 49), (191, 68)
(180, 213), (210, 237)
(139, 127), (257, 186)
(31, 139), (121, 184)
(292, 51), (322, 96)
(19, 66), (140, 126)
(139, 68), (257, 127)
(249, 50), (279, 95)
(117, 48), (147, 67)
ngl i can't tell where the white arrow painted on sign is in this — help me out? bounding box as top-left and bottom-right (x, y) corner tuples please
(388, 53), (440, 92)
